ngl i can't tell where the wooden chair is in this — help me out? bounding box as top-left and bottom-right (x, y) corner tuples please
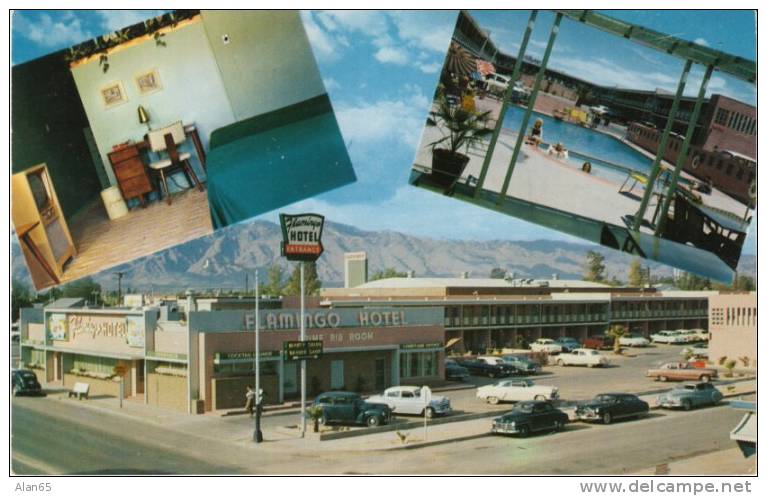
(147, 122), (204, 205)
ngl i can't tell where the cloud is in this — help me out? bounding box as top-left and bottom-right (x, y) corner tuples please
(13, 11), (93, 47)
(549, 55), (678, 91)
(374, 46), (409, 65)
(418, 62), (443, 74)
(95, 10), (166, 32)
(301, 11), (342, 62)
(693, 37), (710, 47)
(323, 77), (341, 91)
(335, 92), (429, 149)
(388, 11), (455, 53)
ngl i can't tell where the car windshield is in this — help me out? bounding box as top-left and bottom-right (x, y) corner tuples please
(683, 385), (696, 391)
(595, 395), (616, 403)
(18, 372), (36, 379)
(511, 403), (534, 414)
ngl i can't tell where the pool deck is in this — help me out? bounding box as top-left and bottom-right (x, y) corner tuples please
(414, 98), (750, 232)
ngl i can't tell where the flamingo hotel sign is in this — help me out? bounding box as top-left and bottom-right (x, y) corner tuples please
(279, 213), (324, 261)
(244, 307), (442, 331)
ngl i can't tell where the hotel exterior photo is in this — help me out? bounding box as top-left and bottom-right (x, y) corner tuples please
(18, 261), (752, 414)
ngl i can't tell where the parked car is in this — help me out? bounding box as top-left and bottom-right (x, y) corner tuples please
(619, 334), (650, 347)
(574, 393), (649, 424)
(367, 386), (451, 418)
(313, 391), (392, 427)
(691, 328), (710, 341)
(477, 378), (558, 404)
(555, 348), (609, 367)
(483, 73), (511, 95)
(11, 369), (43, 397)
(676, 329), (701, 343)
(477, 356), (530, 375)
(445, 361), (470, 381)
(681, 345), (709, 359)
(650, 330), (687, 344)
(582, 334), (614, 350)
(491, 400), (568, 437)
(646, 362), (718, 382)
(501, 355), (541, 375)
(460, 357), (518, 378)
(657, 383), (723, 411)
(554, 337), (580, 352)
(529, 338), (563, 354)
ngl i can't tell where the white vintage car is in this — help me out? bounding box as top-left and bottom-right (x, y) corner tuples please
(529, 338), (563, 353)
(476, 378), (558, 404)
(619, 334), (650, 347)
(555, 348), (609, 367)
(675, 329), (701, 343)
(367, 386), (451, 418)
(650, 330), (687, 344)
(691, 328), (710, 341)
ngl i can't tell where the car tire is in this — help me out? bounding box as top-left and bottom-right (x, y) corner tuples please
(659, 375), (668, 382)
(424, 407), (435, 419)
(487, 396), (500, 405)
(700, 375), (711, 383)
(534, 395), (546, 401)
(682, 400), (692, 411)
(12, 386), (19, 397)
(602, 412), (612, 425)
(488, 372), (496, 379)
(552, 420), (563, 432)
(517, 425), (530, 438)
(366, 416), (381, 427)
(318, 414), (327, 426)
(557, 359), (565, 366)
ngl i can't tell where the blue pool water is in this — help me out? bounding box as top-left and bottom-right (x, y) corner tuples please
(503, 110), (654, 176)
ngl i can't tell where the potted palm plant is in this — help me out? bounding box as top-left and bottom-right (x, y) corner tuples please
(426, 94), (493, 193)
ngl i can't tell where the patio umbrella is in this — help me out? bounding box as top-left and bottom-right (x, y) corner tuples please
(444, 42), (475, 77)
(476, 59), (496, 76)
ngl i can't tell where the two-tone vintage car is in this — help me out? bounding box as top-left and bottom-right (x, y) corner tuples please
(646, 362), (718, 382)
(491, 400), (569, 437)
(555, 348), (609, 367)
(367, 386), (452, 418)
(476, 378), (558, 404)
(460, 357), (518, 378)
(650, 330), (687, 344)
(657, 383), (723, 410)
(574, 393), (649, 424)
(618, 334), (651, 347)
(554, 337), (581, 352)
(501, 355), (541, 375)
(313, 391), (392, 427)
(529, 338), (563, 354)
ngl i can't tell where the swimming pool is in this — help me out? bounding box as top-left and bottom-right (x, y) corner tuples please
(503, 109), (654, 180)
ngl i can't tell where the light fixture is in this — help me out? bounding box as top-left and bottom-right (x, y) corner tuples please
(137, 105), (151, 130)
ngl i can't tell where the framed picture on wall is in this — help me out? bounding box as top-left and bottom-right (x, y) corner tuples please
(100, 81), (127, 108)
(134, 68), (162, 95)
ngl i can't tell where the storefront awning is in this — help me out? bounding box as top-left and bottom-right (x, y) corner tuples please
(445, 337), (463, 349)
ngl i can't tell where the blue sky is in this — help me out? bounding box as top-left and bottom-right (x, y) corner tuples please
(11, 10), (756, 254)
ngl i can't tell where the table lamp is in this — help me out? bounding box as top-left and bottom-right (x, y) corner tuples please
(138, 105), (151, 131)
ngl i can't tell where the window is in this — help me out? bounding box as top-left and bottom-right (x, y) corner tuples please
(330, 360), (344, 389)
(715, 108), (729, 126)
(72, 355), (116, 375)
(399, 351), (439, 379)
(728, 112), (737, 128)
(401, 391), (415, 398)
(736, 168), (744, 180)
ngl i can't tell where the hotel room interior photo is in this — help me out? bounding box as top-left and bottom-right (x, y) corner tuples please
(11, 10), (356, 291)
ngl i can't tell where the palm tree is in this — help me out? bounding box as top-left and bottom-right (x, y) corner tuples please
(606, 325), (628, 355)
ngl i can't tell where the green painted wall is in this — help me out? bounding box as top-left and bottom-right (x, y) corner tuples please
(71, 19), (235, 186)
(200, 10), (326, 121)
(11, 52), (103, 222)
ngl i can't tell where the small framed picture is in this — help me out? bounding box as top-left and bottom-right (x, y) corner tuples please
(100, 81), (127, 108)
(134, 68), (162, 95)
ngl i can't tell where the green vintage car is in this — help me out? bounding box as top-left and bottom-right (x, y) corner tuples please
(313, 391), (392, 427)
(491, 400), (568, 437)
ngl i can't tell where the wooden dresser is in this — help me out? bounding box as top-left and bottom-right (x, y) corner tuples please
(107, 144), (154, 207)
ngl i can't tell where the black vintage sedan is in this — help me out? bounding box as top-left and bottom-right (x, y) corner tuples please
(11, 369), (43, 397)
(491, 400), (568, 437)
(575, 393), (649, 424)
(313, 391), (392, 427)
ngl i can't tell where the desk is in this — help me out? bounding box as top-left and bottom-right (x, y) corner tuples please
(108, 124), (206, 206)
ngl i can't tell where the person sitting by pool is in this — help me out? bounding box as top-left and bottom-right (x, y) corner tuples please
(461, 90), (476, 112)
(547, 142), (568, 159)
(526, 118), (543, 145)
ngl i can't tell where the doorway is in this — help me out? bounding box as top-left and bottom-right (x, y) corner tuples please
(374, 358), (386, 390)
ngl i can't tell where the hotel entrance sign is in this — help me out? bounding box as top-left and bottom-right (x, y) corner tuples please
(279, 213), (325, 262)
(283, 340), (323, 361)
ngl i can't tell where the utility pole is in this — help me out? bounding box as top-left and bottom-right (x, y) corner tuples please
(253, 270), (263, 443)
(299, 262), (307, 437)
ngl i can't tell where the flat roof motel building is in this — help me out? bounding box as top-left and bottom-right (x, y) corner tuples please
(19, 277), (719, 414)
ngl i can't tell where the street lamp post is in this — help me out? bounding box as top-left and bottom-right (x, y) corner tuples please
(253, 270), (263, 443)
(299, 262), (307, 437)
